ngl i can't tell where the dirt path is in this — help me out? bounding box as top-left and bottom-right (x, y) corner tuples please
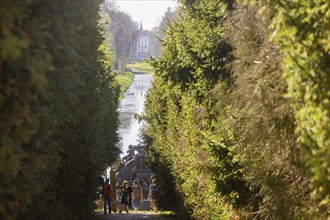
(96, 211), (176, 220)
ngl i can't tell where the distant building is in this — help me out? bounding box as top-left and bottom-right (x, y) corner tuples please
(135, 22), (153, 60)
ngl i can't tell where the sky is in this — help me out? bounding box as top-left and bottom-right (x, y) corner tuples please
(114, 0), (178, 30)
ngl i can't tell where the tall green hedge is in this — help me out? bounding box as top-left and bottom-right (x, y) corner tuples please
(143, 0), (329, 219)
(144, 1), (239, 218)
(0, 1), (121, 219)
(257, 1), (330, 217)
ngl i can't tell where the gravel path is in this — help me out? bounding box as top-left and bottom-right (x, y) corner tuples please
(96, 212), (176, 220)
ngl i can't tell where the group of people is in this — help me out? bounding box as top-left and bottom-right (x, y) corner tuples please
(119, 180), (143, 214)
(101, 178), (158, 215)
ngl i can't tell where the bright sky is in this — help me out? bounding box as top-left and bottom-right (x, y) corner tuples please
(114, 0), (178, 30)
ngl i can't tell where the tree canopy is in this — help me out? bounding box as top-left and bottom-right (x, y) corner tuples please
(103, 0), (138, 71)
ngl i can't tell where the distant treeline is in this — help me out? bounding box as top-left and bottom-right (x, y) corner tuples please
(0, 1), (121, 220)
(143, 0), (330, 219)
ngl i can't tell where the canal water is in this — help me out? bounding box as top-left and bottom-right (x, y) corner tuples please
(118, 73), (153, 157)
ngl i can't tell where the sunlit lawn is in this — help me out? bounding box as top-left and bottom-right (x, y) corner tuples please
(127, 61), (154, 75)
(115, 71), (133, 98)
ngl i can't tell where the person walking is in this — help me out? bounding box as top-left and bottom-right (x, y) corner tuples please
(148, 179), (158, 213)
(119, 180), (131, 214)
(127, 181), (133, 211)
(102, 178), (112, 215)
(132, 180), (143, 213)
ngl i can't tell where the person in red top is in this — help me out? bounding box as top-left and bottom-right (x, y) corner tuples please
(102, 178), (112, 215)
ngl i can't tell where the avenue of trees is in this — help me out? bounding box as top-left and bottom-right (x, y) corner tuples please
(143, 0), (330, 219)
(102, 1), (177, 71)
(149, 7), (178, 57)
(102, 1), (138, 72)
(0, 1), (121, 220)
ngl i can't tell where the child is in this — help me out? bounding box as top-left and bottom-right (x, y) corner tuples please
(119, 180), (130, 214)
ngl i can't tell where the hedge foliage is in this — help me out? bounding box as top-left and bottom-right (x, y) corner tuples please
(0, 1), (121, 219)
(143, 0), (329, 219)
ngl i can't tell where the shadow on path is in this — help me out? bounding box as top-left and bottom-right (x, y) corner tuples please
(97, 212), (177, 220)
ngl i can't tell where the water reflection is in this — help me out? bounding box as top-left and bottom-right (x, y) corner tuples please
(118, 73), (153, 156)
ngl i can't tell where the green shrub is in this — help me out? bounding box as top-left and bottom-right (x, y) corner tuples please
(0, 1), (121, 219)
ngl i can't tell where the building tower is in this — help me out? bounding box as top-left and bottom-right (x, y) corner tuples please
(136, 21), (151, 60)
